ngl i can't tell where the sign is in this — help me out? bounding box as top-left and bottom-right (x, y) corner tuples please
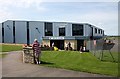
(49, 37), (64, 40)
(55, 23), (67, 27)
(59, 26), (65, 28)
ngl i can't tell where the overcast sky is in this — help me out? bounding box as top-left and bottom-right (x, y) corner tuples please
(0, 0), (119, 35)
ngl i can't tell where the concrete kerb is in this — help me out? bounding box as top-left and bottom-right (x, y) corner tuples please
(0, 51), (22, 54)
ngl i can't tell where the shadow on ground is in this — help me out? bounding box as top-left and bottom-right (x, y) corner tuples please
(40, 61), (54, 65)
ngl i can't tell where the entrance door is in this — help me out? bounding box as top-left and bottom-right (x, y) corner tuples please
(77, 40), (84, 50)
(50, 40), (64, 50)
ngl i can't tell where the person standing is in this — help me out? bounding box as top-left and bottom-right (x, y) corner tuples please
(52, 42), (54, 47)
(32, 39), (41, 64)
(67, 42), (71, 50)
(80, 46), (83, 53)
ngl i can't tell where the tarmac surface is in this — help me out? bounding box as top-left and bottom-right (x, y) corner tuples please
(1, 51), (111, 77)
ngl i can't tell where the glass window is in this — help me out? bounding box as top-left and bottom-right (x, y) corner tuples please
(101, 30), (102, 34)
(59, 27), (65, 36)
(45, 22), (53, 36)
(72, 24), (83, 36)
(98, 29), (100, 34)
(103, 30), (104, 35)
(95, 28), (97, 33)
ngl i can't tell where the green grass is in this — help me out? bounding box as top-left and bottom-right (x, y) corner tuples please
(107, 36), (120, 39)
(91, 50), (118, 62)
(40, 51), (118, 76)
(0, 44), (118, 76)
(0, 44), (23, 58)
(0, 44), (23, 52)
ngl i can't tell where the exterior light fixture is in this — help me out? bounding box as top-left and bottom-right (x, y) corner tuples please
(7, 25), (11, 29)
(36, 27), (38, 29)
(35, 27), (40, 33)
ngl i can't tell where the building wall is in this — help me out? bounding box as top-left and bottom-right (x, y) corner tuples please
(29, 21), (44, 44)
(53, 22), (59, 36)
(0, 23), (2, 43)
(64, 40), (77, 50)
(86, 40), (94, 50)
(42, 39), (78, 50)
(84, 24), (92, 36)
(53, 22), (69, 37)
(92, 26), (104, 36)
(1, 20), (104, 45)
(15, 21), (27, 44)
(4, 20), (13, 43)
(52, 22), (72, 37)
(66, 23), (72, 36)
(86, 39), (105, 51)
(84, 24), (104, 37)
(42, 40), (50, 47)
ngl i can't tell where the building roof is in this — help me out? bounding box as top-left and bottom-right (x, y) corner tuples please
(3, 20), (104, 30)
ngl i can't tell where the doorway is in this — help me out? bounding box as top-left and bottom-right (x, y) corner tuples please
(77, 40), (84, 50)
(50, 40), (64, 50)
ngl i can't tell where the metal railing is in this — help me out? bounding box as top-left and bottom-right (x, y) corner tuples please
(87, 38), (115, 61)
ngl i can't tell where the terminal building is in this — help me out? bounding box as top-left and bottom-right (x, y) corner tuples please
(0, 20), (104, 50)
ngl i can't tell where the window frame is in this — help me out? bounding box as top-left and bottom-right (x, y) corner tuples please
(59, 27), (65, 36)
(72, 24), (84, 36)
(44, 22), (53, 36)
(95, 28), (97, 34)
(98, 29), (101, 34)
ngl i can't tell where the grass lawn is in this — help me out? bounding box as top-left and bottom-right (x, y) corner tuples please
(0, 44), (23, 52)
(0, 44), (118, 76)
(91, 50), (118, 63)
(41, 51), (118, 76)
(0, 44), (23, 58)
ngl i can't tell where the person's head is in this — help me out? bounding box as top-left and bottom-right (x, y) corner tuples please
(34, 39), (38, 42)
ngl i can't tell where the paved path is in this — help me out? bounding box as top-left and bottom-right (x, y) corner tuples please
(2, 51), (110, 77)
(0, 58), (2, 78)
